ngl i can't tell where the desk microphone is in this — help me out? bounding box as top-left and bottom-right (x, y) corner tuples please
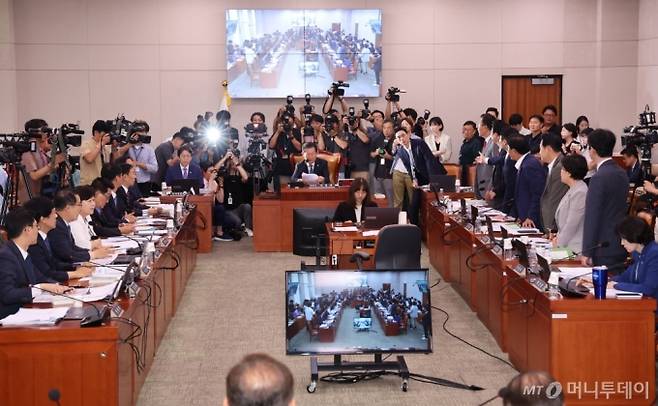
(30, 285), (109, 327)
(48, 388), (61, 405)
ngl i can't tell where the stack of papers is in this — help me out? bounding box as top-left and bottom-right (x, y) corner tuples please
(333, 226), (358, 232)
(550, 248), (572, 261)
(0, 307), (70, 326)
(33, 282), (119, 304)
(362, 230), (379, 237)
(501, 224), (541, 235)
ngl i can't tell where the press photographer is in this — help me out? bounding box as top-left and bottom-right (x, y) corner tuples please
(19, 119), (69, 202)
(215, 110), (240, 157)
(216, 150), (253, 237)
(341, 107), (371, 180)
(243, 112), (272, 194)
(153, 131), (186, 189)
(80, 120), (112, 186)
(113, 120), (157, 196)
(268, 108), (302, 192)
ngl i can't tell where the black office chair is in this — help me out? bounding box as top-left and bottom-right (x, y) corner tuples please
(352, 224), (422, 269)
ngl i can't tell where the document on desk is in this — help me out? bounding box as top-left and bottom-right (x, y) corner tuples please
(136, 229), (168, 236)
(0, 307), (71, 326)
(34, 283), (119, 303)
(558, 267), (592, 279)
(333, 226), (359, 232)
(102, 239), (139, 250)
(362, 230), (379, 237)
(501, 224), (541, 235)
(550, 248), (572, 261)
(92, 253), (119, 266)
(301, 173), (319, 185)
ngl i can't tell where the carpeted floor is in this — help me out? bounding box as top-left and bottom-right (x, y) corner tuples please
(136, 239), (517, 406)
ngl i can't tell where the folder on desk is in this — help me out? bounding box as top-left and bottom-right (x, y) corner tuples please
(0, 307), (70, 327)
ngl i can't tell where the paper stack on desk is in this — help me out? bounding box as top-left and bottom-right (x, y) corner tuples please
(0, 307), (70, 327)
(333, 226), (359, 232)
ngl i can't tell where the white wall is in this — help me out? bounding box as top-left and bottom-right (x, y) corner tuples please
(637, 0), (658, 115)
(0, 0), (648, 158)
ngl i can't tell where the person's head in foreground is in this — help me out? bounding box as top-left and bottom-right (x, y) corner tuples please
(500, 371), (563, 405)
(225, 353), (295, 406)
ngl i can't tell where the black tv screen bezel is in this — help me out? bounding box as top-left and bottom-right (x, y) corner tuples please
(285, 268), (433, 356)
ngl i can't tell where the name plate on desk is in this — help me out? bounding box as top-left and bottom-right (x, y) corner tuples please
(552, 313), (568, 319)
(492, 245), (503, 256)
(464, 223), (474, 232)
(513, 264), (526, 276)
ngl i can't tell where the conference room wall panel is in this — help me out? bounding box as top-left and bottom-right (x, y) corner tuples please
(1, 0), (653, 161)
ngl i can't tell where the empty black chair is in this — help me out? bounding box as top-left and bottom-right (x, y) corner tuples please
(374, 224), (421, 269)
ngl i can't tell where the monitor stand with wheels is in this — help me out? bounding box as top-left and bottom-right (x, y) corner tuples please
(307, 354), (410, 393)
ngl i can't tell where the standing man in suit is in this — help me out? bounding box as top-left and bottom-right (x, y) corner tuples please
(508, 135), (546, 228)
(475, 115), (500, 199)
(291, 143), (330, 184)
(0, 207), (69, 319)
(165, 145), (205, 190)
(476, 127), (518, 213)
(539, 133), (569, 232)
(391, 126), (446, 224)
(458, 121), (484, 186)
(582, 129), (630, 268)
(24, 197), (93, 282)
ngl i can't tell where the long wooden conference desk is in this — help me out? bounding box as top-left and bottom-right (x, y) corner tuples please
(422, 194), (656, 405)
(0, 208), (199, 406)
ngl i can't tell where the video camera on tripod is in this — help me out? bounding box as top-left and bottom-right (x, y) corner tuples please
(622, 105), (658, 180)
(0, 132), (38, 164)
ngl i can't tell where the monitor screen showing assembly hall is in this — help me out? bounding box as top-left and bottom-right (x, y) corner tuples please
(286, 269), (432, 355)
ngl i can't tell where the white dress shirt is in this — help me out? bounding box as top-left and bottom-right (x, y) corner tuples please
(547, 156), (558, 177)
(70, 214), (92, 250)
(355, 204), (363, 223)
(596, 157), (613, 171)
(514, 152), (530, 171)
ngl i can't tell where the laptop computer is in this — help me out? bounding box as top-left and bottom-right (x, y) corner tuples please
(485, 216), (503, 247)
(363, 207), (400, 229)
(170, 179), (200, 194)
(429, 175), (456, 193)
(511, 239), (530, 269)
(536, 253), (558, 282)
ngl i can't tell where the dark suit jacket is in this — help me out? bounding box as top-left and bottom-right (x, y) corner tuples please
(48, 216), (90, 264)
(102, 194), (124, 225)
(28, 234), (73, 282)
(583, 159), (629, 264)
(627, 162), (643, 185)
(395, 138), (446, 186)
(165, 164), (205, 190)
(116, 185), (148, 216)
(333, 201), (378, 223)
(291, 159), (330, 184)
(90, 209), (122, 237)
(489, 151), (518, 215)
(514, 154), (547, 228)
(540, 154), (569, 231)
(0, 241), (50, 319)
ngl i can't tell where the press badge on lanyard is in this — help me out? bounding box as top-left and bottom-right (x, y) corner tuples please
(228, 193), (233, 205)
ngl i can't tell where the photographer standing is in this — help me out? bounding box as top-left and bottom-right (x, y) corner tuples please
(216, 110), (240, 158)
(217, 151), (254, 237)
(370, 119), (395, 206)
(342, 115), (371, 180)
(268, 111), (302, 192)
(153, 131), (186, 188)
(20, 119), (66, 202)
(80, 120), (111, 186)
(123, 123), (157, 196)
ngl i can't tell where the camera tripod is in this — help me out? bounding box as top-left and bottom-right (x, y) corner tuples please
(0, 162), (33, 225)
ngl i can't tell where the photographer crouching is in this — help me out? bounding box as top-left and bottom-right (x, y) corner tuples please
(216, 150), (254, 237)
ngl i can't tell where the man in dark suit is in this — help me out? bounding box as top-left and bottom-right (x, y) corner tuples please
(507, 135), (546, 228)
(116, 163), (154, 217)
(621, 145), (644, 185)
(477, 127), (518, 214)
(0, 207), (69, 319)
(48, 190), (102, 265)
(391, 126), (446, 224)
(90, 177), (134, 237)
(582, 129), (630, 268)
(539, 133), (569, 231)
(165, 145), (205, 190)
(101, 164), (134, 225)
(291, 142), (330, 184)
(23, 197), (93, 282)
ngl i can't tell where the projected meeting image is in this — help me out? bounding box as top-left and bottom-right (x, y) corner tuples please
(226, 9), (382, 98)
(286, 270), (431, 355)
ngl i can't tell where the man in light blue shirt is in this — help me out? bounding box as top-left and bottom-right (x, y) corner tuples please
(126, 128), (157, 197)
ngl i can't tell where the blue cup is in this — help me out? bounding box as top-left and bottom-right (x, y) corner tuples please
(592, 266), (608, 299)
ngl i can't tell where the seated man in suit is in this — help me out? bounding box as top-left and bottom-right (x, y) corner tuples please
(90, 178), (134, 237)
(507, 134), (546, 229)
(291, 142), (330, 184)
(101, 163), (136, 225)
(621, 145), (644, 185)
(0, 207), (69, 319)
(165, 145), (204, 190)
(116, 163), (158, 217)
(49, 190), (112, 265)
(23, 197), (94, 282)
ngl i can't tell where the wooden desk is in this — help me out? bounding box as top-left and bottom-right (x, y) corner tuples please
(423, 199), (656, 404)
(374, 305), (400, 336)
(160, 194), (213, 253)
(253, 187), (387, 252)
(325, 223), (377, 269)
(0, 211), (198, 406)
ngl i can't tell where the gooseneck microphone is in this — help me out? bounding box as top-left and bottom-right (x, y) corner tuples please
(570, 241), (610, 258)
(30, 285), (109, 328)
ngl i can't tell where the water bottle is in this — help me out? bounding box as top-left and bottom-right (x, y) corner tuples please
(455, 178), (461, 191)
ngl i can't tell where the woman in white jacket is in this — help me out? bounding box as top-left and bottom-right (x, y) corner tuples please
(423, 116), (452, 164)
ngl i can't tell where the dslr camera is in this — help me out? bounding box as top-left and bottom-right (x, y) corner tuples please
(416, 110), (431, 126)
(285, 95), (295, 116)
(109, 115), (151, 144)
(302, 94), (314, 115)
